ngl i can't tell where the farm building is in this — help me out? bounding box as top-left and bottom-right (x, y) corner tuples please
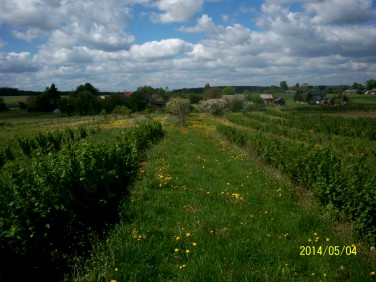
(260, 94), (273, 105)
(123, 91), (134, 97)
(365, 89), (376, 95)
(274, 97), (285, 105)
(343, 89), (358, 95)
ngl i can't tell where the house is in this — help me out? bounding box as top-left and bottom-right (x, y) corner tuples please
(274, 97), (285, 105)
(260, 94), (273, 105)
(123, 91), (134, 98)
(365, 89), (376, 95)
(343, 89), (358, 95)
(150, 94), (166, 111)
(308, 89), (326, 103)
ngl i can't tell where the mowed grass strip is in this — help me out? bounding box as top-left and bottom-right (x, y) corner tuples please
(75, 115), (375, 282)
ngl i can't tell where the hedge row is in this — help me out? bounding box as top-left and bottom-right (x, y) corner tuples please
(217, 124), (376, 244)
(0, 120), (164, 280)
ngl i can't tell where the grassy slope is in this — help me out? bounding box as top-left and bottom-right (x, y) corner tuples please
(75, 114), (375, 281)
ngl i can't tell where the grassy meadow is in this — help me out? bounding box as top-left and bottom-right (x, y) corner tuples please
(0, 100), (375, 281)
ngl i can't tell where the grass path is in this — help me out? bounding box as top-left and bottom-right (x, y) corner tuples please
(76, 115), (375, 281)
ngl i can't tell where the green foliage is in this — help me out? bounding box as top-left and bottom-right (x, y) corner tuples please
(27, 83), (61, 112)
(0, 120), (164, 280)
(166, 97), (191, 123)
(217, 122), (376, 244)
(112, 105), (132, 116)
(222, 86), (236, 96)
(203, 87), (222, 100)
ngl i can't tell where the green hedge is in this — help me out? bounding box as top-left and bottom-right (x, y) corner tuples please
(0, 120), (163, 280)
(217, 124), (376, 244)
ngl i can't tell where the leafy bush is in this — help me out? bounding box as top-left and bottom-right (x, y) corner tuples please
(166, 97), (191, 123)
(217, 124), (376, 244)
(199, 99), (228, 115)
(112, 105), (132, 116)
(0, 121), (164, 280)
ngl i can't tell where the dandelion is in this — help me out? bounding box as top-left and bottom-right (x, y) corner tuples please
(314, 232), (318, 236)
(326, 237), (330, 242)
(185, 249), (190, 254)
(370, 271), (375, 277)
(179, 264), (187, 269)
(115, 268), (119, 272)
(176, 236), (181, 241)
(308, 238), (312, 243)
(174, 248), (179, 253)
(186, 232), (191, 238)
(192, 242), (197, 247)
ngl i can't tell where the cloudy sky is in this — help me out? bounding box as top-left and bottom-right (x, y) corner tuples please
(1, 0), (376, 91)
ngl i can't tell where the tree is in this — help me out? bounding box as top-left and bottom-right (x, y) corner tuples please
(199, 99), (228, 115)
(166, 97), (191, 123)
(27, 83), (61, 112)
(280, 81), (288, 91)
(352, 82), (363, 93)
(366, 79), (376, 90)
(203, 87), (222, 100)
(75, 82), (99, 95)
(222, 86), (236, 96)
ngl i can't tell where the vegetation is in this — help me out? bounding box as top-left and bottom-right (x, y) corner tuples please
(0, 120), (164, 281)
(1, 83), (376, 281)
(166, 97), (191, 123)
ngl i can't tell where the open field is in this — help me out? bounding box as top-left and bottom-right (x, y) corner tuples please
(1, 109), (375, 281)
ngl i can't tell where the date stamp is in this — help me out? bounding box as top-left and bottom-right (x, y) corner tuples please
(300, 245), (357, 256)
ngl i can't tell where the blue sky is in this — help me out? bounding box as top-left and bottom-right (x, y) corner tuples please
(0, 0), (376, 91)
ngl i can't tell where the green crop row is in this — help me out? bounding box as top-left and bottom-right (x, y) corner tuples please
(216, 124), (376, 245)
(0, 120), (164, 280)
(246, 110), (376, 140)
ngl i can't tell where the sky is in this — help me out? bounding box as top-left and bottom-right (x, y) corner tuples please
(0, 0), (376, 91)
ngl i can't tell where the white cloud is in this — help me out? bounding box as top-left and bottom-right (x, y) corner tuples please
(129, 38), (194, 61)
(0, 52), (38, 73)
(305, 0), (375, 24)
(150, 0), (204, 23)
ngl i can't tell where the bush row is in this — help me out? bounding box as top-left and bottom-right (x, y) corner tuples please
(0, 120), (164, 280)
(217, 124), (376, 244)
(246, 110), (376, 140)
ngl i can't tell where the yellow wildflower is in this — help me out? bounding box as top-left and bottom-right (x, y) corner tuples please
(176, 236), (181, 241)
(186, 232), (191, 238)
(192, 242), (197, 247)
(185, 249), (190, 254)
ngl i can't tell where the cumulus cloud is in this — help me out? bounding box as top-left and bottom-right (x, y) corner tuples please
(129, 38), (194, 61)
(305, 0), (376, 24)
(150, 0), (204, 23)
(0, 52), (38, 73)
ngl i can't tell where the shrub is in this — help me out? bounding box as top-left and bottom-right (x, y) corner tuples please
(199, 99), (228, 115)
(112, 105), (132, 116)
(166, 97), (191, 123)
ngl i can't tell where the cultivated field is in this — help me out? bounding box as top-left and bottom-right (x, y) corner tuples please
(0, 103), (375, 281)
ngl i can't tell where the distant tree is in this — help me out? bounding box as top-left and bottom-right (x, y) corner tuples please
(280, 81), (288, 91)
(222, 86), (236, 96)
(352, 82), (363, 93)
(199, 99), (228, 115)
(204, 83), (211, 91)
(27, 83), (61, 112)
(75, 82), (99, 95)
(203, 87), (222, 100)
(0, 98), (8, 112)
(166, 97), (191, 123)
(74, 90), (101, 115)
(366, 79), (376, 90)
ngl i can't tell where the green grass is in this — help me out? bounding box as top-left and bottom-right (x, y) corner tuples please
(0, 95), (30, 106)
(74, 114), (375, 281)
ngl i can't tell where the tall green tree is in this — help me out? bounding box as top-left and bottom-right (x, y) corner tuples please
(222, 86), (236, 96)
(280, 81), (288, 91)
(366, 79), (376, 90)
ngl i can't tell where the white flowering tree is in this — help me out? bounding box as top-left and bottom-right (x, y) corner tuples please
(199, 99), (228, 115)
(166, 97), (191, 123)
